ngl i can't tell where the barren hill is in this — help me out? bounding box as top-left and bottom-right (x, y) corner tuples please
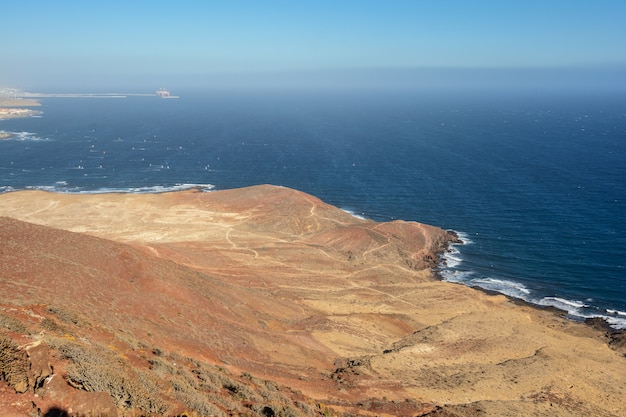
(0, 185), (625, 416)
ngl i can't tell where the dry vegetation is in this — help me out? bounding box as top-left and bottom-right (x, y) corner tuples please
(0, 306), (341, 417)
(49, 337), (169, 414)
(0, 332), (30, 393)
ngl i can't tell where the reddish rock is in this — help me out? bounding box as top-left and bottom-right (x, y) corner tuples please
(25, 342), (52, 394)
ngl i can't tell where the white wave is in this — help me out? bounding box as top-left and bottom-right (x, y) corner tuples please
(447, 246), (460, 255)
(607, 309), (626, 317)
(438, 229), (471, 269)
(471, 277), (531, 297)
(341, 208), (367, 220)
(26, 185), (59, 192)
(450, 230), (474, 245)
(535, 296), (607, 326)
(604, 316), (626, 330)
(0, 131), (48, 141)
(437, 230), (626, 330)
(439, 269), (474, 282)
(23, 183), (215, 194)
(84, 183), (215, 194)
(441, 246), (462, 267)
(438, 231), (531, 300)
(538, 297), (589, 310)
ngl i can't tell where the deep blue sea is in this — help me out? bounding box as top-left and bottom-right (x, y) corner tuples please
(1, 89), (625, 328)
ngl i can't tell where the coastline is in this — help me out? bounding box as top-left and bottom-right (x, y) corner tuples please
(433, 235), (626, 377)
(0, 98), (42, 123)
(0, 186), (625, 415)
(436, 230), (626, 331)
(1, 90), (623, 334)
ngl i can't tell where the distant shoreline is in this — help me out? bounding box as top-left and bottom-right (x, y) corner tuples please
(0, 98), (41, 107)
(0, 89), (178, 138)
(0, 98), (42, 124)
(2, 88), (179, 101)
(16, 93), (154, 98)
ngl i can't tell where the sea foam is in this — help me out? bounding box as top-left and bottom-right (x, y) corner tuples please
(20, 183), (215, 194)
(438, 231), (626, 329)
(0, 131), (48, 141)
(341, 208), (368, 220)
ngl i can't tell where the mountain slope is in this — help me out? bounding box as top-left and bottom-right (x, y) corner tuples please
(0, 185), (625, 417)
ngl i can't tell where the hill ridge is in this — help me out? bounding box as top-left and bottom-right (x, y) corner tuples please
(1, 185), (625, 416)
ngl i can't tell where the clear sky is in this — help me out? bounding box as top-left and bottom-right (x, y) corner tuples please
(1, 0), (625, 91)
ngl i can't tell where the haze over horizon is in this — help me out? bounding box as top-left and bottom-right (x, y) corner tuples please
(1, 1), (625, 93)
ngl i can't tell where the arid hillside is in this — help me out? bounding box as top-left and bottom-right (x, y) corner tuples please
(0, 185), (624, 417)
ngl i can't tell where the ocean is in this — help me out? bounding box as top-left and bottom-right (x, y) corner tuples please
(1, 88), (625, 328)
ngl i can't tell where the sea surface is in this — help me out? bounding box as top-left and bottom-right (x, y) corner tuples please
(1, 89), (625, 328)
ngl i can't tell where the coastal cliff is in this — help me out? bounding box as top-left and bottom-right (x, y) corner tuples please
(0, 185), (624, 416)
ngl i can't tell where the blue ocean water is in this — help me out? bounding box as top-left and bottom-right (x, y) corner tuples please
(1, 89), (625, 328)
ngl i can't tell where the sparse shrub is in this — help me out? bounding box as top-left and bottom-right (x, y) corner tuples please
(0, 312), (29, 334)
(277, 405), (305, 417)
(40, 317), (65, 332)
(295, 401), (313, 415)
(114, 330), (141, 351)
(176, 363), (199, 386)
(170, 374), (225, 417)
(52, 337), (169, 414)
(205, 391), (242, 414)
(191, 362), (237, 393)
(0, 332), (29, 392)
(47, 306), (85, 326)
(190, 363), (222, 393)
(229, 378), (264, 402)
(149, 355), (175, 378)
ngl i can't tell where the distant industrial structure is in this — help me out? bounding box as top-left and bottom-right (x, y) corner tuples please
(156, 88), (179, 99)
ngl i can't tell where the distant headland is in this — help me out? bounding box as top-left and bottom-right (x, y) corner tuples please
(1, 87), (178, 132)
(0, 91), (42, 139)
(1, 87), (179, 101)
(0, 97), (42, 128)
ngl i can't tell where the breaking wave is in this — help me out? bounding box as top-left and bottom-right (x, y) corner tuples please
(439, 230), (626, 330)
(341, 208), (368, 220)
(0, 131), (48, 141)
(2, 183), (214, 194)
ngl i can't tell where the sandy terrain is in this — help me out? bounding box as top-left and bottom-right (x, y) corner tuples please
(0, 98), (41, 121)
(0, 98), (41, 107)
(0, 185), (624, 416)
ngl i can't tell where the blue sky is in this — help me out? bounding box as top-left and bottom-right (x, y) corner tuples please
(2, 1), (625, 91)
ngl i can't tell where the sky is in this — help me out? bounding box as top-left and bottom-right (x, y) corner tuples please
(1, 0), (625, 92)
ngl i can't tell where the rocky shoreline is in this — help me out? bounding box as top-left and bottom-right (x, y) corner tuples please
(436, 229), (626, 354)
